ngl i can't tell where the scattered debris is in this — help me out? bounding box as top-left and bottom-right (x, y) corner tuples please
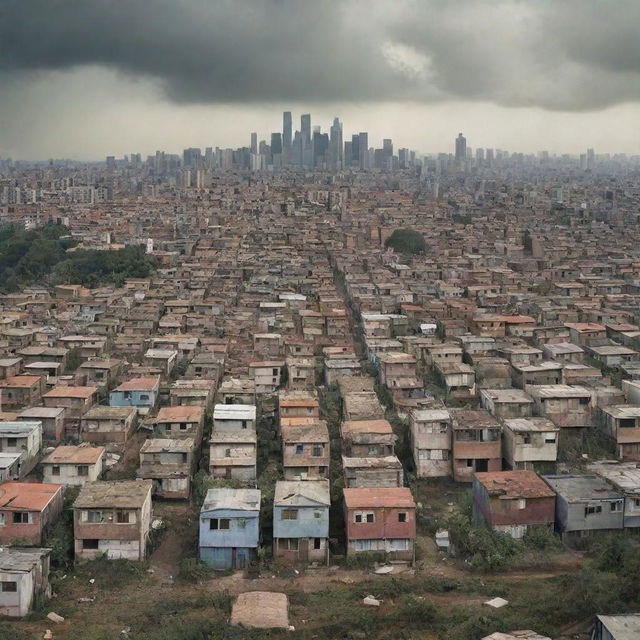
(47, 612), (64, 623)
(435, 529), (450, 550)
(77, 596), (95, 603)
(484, 597), (509, 609)
(121, 627), (131, 636)
(363, 595), (381, 607)
(374, 565), (394, 575)
(151, 518), (163, 530)
(43, 631), (53, 640)
(89, 578), (95, 584)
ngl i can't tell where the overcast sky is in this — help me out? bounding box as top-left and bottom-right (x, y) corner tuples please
(1, 0), (640, 160)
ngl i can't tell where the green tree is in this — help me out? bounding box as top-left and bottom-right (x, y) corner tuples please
(384, 228), (427, 254)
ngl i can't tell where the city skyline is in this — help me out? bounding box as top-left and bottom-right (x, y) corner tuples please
(2, 1), (640, 159)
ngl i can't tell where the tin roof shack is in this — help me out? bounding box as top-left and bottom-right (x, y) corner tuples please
(562, 363), (604, 386)
(273, 479), (330, 565)
(154, 405), (204, 444)
(41, 445), (105, 486)
(502, 418), (559, 471)
(0, 547), (51, 618)
(528, 385), (594, 429)
(378, 353), (424, 401)
(564, 322), (607, 347)
(343, 392), (385, 421)
(18, 407), (65, 443)
(80, 406), (137, 444)
(511, 361), (563, 389)
(0, 453), (21, 482)
(186, 353), (224, 381)
(217, 377), (256, 406)
(542, 342), (585, 364)
(73, 480), (153, 561)
(110, 377), (160, 414)
(285, 357), (315, 389)
(0, 358), (23, 380)
(410, 409), (452, 478)
(496, 345), (543, 367)
(597, 405), (640, 461)
(143, 349), (178, 378)
(137, 438), (195, 499)
(249, 361), (285, 395)
(343, 487), (416, 562)
(472, 315), (535, 339)
(474, 357), (512, 389)
(480, 389), (534, 420)
(591, 614), (640, 640)
(209, 431), (257, 483)
(436, 362), (476, 399)
(77, 358), (123, 391)
(342, 455), (403, 488)
(451, 410), (502, 482)
(281, 421), (330, 480)
(170, 378), (216, 409)
(213, 404), (256, 432)
(0, 420), (43, 477)
(279, 391), (320, 423)
(341, 419), (396, 458)
(0, 482), (63, 545)
(588, 461), (640, 530)
(472, 470), (556, 539)
(199, 488), (260, 570)
(0, 375), (45, 410)
(542, 474), (624, 544)
(324, 357), (361, 386)
(587, 345), (639, 369)
(425, 343), (464, 368)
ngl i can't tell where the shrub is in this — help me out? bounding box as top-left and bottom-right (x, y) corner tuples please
(384, 228), (427, 254)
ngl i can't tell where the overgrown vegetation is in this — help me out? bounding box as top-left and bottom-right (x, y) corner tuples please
(0, 222), (77, 292)
(54, 245), (156, 288)
(384, 228), (427, 255)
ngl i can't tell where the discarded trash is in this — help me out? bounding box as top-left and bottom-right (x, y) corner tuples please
(484, 597), (509, 609)
(89, 578), (95, 584)
(435, 529), (450, 550)
(121, 627), (131, 635)
(47, 612), (65, 623)
(374, 565), (394, 575)
(152, 519), (163, 530)
(77, 596), (95, 603)
(43, 631), (53, 640)
(288, 626), (295, 631)
(363, 596), (381, 607)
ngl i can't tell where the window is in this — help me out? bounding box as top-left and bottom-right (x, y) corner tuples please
(181, 453), (188, 463)
(52, 465), (60, 476)
(398, 512), (407, 523)
(278, 538), (299, 551)
(281, 509), (298, 520)
(7, 438), (17, 447)
(313, 538), (322, 550)
(209, 518), (231, 530)
(13, 512), (31, 524)
(82, 539), (99, 550)
(225, 448), (231, 458)
(116, 510), (131, 524)
(610, 501), (623, 513)
(354, 512), (374, 523)
(241, 420), (247, 429)
(1, 581), (17, 592)
(313, 511), (321, 519)
(180, 423), (187, 431)
(579, 397), (589, 406)
(466, 459), (474, 467)
(312, 444), (323, 457)
(585, 505), (602, 516)
(272, 368), (279, 376)
(140, 394), (149, 402)
(295, 444), (304, 454)
(77, 465), (89, 476)
(620, 418), (636, 429)
(86, 510), (103, 523)
(545, 434), (557, 443)
(517, 499), (527, 510)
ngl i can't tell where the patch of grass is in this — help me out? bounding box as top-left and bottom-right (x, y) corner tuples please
(73, 555), (150, 589)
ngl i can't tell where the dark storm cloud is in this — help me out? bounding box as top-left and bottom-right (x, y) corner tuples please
(2, 0), (640, 110)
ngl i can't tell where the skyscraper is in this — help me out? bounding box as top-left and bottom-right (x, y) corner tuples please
(330, 117), (343, 170)
(351, 134), (360, 166)
(455, 133), (466, 165)
(301, 114), (311, 168)
(282, 112), (292, 164)
(358, 132), (368, 170)
(250, 132), (258, 155)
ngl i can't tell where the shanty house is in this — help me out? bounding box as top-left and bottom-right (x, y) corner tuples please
(0, 547), (51, 617)
(41, 445), (105, 486)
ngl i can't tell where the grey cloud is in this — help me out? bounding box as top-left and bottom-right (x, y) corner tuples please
(2, 0), (640, 110)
